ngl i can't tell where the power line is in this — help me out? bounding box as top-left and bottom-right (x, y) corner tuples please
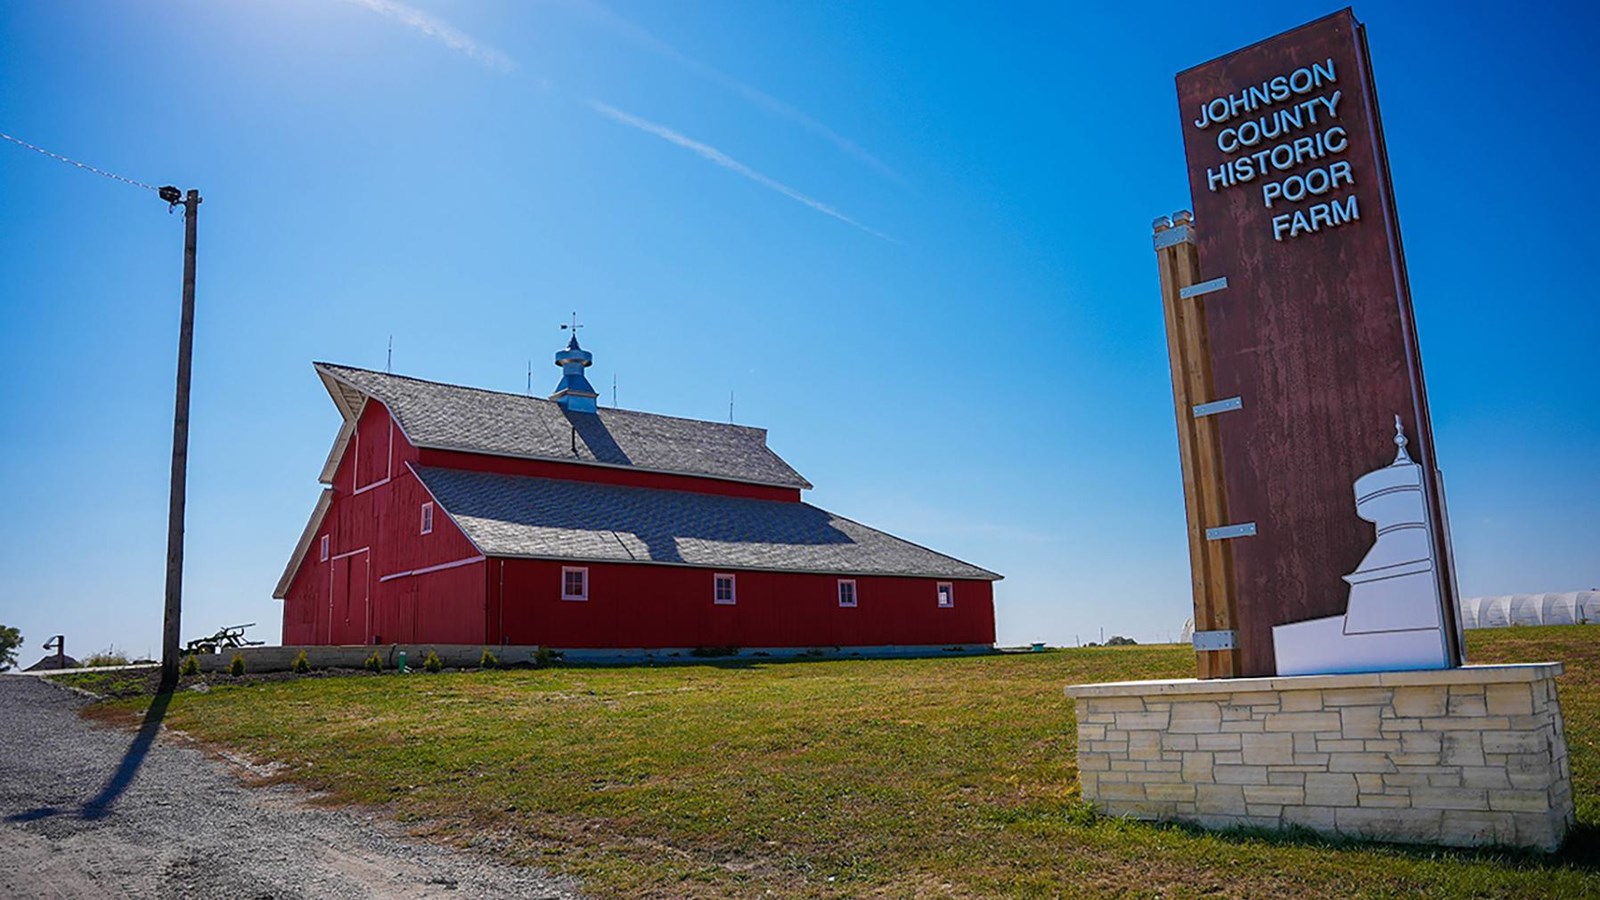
(1, 130), (161, 194)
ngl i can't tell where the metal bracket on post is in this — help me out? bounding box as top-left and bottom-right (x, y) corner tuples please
(1192, 396), (1243, 418)
(1179, 276), (1229, 299)
(1205, 522), (1257, 540)
(1193, 630), (1238, 651)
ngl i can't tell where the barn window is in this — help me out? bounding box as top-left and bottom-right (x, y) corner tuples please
(420, 502), (434, 535)
(562, 566), (589, 601)
(319, 535), (329, 562)
(714, 573), (737, 605)
(937, 582), (955, 608)
(838, 579), (858, 608)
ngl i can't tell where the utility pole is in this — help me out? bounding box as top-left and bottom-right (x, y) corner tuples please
(159, 187), (200, 691)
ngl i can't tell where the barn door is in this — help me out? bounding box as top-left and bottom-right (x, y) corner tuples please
(329, 549), (370, 645)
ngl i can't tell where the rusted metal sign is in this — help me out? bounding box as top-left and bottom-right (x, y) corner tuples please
(1173, 8), (1463, 677)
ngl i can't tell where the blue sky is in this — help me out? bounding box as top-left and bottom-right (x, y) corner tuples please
(1, 1), (1595, 664)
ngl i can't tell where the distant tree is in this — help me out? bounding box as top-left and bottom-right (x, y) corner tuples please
(1105, 635), (1138, 646)
(0, 625), (20, 672)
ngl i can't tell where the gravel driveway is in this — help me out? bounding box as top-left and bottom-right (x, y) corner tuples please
(0, 675), (583, 899)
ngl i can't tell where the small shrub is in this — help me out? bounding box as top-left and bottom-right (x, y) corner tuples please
(423, 650), (443, 673)
(228, 653), (246, 677)
(180, 655), (201, 677)
(84, 646), (131, 668)
(291, 650), (311, 674)
(532, 646), (557, 669)
(480, 648), (499, 669)
(364, 652), (384, 673)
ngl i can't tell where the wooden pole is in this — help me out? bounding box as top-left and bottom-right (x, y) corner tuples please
(160, 189), (201, 692)
(1154, 212), (1240, 678)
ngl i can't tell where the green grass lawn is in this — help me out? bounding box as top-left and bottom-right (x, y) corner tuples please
(63, 626), (1599, 898)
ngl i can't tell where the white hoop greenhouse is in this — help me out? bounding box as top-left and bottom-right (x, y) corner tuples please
(1457, 591), (1600, 629)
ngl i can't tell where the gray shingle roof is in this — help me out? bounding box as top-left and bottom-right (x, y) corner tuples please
(315, 363), (811, 489)
(413, 466), (1000, 580)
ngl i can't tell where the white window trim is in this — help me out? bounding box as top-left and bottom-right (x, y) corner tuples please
(838, 579), (858, 608)
(319, 534), (330, 562)
(420, 501), (434, 535)
(714, 573), (737, 605)
(937, 581), (955, 608)
(561, 566), (589, 602)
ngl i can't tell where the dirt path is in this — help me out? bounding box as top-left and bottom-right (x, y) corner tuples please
(0, 676), (582, 899)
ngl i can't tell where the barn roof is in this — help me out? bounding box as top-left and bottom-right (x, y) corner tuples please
(413, 465), (1001, 581)
(314, 363), (812, 490)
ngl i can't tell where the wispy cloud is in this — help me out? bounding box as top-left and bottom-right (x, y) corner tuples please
(338, 0), (516, 73)
(560, 0), (904, 186)
(588, 101), (896, 243)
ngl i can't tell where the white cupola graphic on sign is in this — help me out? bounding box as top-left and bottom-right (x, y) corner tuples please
(1271, 416), (1451, 676)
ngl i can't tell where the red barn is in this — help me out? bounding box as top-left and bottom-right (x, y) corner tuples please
(274, 337), (1000, 655)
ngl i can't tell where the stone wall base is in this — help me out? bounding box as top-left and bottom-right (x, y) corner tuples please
(1065, 664), (1574, 851)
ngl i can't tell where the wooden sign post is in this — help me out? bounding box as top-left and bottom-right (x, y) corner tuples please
(1153, 213), (1240, 679)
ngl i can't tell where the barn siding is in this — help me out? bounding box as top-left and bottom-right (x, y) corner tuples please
(487, 558), (994, 649)
(282, 402), (486, 645)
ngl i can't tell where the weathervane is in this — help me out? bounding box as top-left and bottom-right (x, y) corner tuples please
(560, 311), (583, 338)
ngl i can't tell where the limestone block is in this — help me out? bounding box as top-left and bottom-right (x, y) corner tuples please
(1441, 811), (1518, 847)
(1354, 773), (1385, 793)
(1088, 697), (1145, 713)
(1340, 706), (1382, 739)
(1243, 785), (1304, 806)
(1422, 716), (1511, 732)
(1383, 772), (1433, 788)
(1162, 733), (1198, 752)
(1485, 683), (1535, 717)
(1227, 691), (1280, 706)
(1505, 753), (1555, 790)
(1146, 760), (1182, 773)
(1388, 752), (1443, 767)
(1447, 692), (1489, 717)
(1116, 711), (1170, 731)
(1392, 686), (1447, 718)
(1220, 719), (1266, 733)
(1488, 789), (1552, 813)
(1196, 733), (1242, 751)
(1400, 732), (1442, 755)
(1110, 759), (1147, 772)
(1335, 807), (1443, 842)
(1196, 784), (1246, 816)
(1484, 731), (1547, 755)
(1168, 701), (1223, 734)
(1214, 752), (1243, 764)
(1182, 751), (1215, 784)
(1316, 739), (1368, 753)
(1379, 718), (1422, 733)
(1461, 766), (1511, 790)
(1410, 787), (1489, 811)
(1281, 691), (1324, 712)
(1440, 732), (1485, 767)
(1363, 739), (1401, 753)
(1242, 733), (1296, 766)
(1097, 782), (1147, 802)
(1079, 723), (1106, 741)
(1328, 753), (1397, 774)
(1428, 772), (1464, 788)
(1078, 752), (1111, 772)
(1265, 712), (1342, 732)
(1282, 806), (1336, 831)
(1246, 804), (1285, 818)
(1322, 688), (1393, 707)
(1355, 793), (1410, 810)
(1214, 765), (1270, 785)
(1145, 782), (1197, 802)
(1268, 771), (1307, 786)
(1128, 731), (1162, 761)
(1142, 769), (1185, 784)
(1305, 773), (1359, 807)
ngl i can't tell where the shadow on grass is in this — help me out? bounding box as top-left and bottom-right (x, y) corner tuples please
(4, 689), (171, 824)
(1147, 814), (1600, 873)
